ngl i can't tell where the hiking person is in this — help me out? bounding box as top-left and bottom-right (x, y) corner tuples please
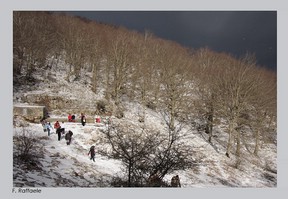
(147, 171), (163, 187)
(71, 114), (76, 122)
(95, 115), (101, 123)
(56, 128), (62, 141)
(68, 114), (72, 122)
(104, 116), (111, 128)
(65, 130), (73, 145)
(61, 121), (66, 134)
(41, 119), (46, 130)
(54, 121), (60, 129)
(42, 120), (46, 131)
(171, 175), (181, 187)
(44, 121), (52, 136)
(81, 113), (86, 126)
(88, 145), (96, 162)
(54, 121), (62, 141)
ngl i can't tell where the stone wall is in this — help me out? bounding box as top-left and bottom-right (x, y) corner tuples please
(20, 94), (106, 117)
(17, 93), (117, 118)
(13, 105), (46, 122)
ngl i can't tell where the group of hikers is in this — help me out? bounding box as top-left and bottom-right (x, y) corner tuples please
(147, 172), (181, 187)
(67, 113), (107, 127)
(41, 113), (87, 146)
(40, 112), (181, 187)
(40, 113), (105, 165)
(41, 113), (107, 157)
(53, 120), (73, 145)
(41, 120), (73, 145)
(67, 113), (86, 126)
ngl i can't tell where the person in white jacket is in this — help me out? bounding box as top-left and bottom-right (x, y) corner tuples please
(44, 121), (52, 136)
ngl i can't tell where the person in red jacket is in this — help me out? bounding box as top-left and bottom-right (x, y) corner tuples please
(54, 121), (60, 129)
(68, 114), (72, 122)
(54, 121), (63, 141)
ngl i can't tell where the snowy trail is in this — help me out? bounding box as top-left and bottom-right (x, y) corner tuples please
(14, 121), (123, 187)
(13, 112), (277, 188)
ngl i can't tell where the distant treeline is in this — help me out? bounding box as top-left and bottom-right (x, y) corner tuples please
(13, 11), (276, 159)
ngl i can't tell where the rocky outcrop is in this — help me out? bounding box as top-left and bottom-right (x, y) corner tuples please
(13, 105), (46, 122)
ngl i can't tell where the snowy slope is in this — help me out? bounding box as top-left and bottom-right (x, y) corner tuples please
(13, 109), (277, 188)
(13, 121), (124, 187)
(13, 58), (277, 188)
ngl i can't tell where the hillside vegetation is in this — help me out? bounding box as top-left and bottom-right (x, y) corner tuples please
(13, 11), (277, 187)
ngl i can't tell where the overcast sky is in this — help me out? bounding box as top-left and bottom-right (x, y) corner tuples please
(64, 11), (277, 71)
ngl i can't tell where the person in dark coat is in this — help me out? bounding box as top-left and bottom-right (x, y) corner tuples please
(171, 175), (181, 187)
(147, 172), (163, 187)
(65, 130), (73, 145)
(81, 113), (86, 126)
(56, 128), (62, 141)
(71, 114), (75, 122)
(61, 121), (66, 134)
(88, 145), (96, 162)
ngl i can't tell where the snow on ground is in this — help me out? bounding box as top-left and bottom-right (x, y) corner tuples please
(13, 121), (123, 187)
(13, 58), (277, 188)
(13, 105), (277, 188)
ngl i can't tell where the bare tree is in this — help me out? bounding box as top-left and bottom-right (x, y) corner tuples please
(214, 57), (248, 159)
(13, 12), (57, 80)
(99, 119), (195, 187)
(213, 53), (276, 162)
(192, 48), (223, 143)
(247, 67), (276, 156)
(57, 15), (88, 81)
(128, 31), (161, 121)
(99, 122), (163, 186)
(157, 41), (192, 132)
(83, 22), (105, 93)
(105, 28), (135, 103)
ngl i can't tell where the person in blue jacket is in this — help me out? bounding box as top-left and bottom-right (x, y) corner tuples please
(44, 121), (52, 136)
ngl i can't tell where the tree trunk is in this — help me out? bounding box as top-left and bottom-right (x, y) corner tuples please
(226, 122), (234, 158)
(65, 63), (72, 82)
(235, 128), (241, 157)
(105, 62), (111, 101)
(253, 129), (260, 156)
(91, 63), (97, 93)
(128, 161), (132, 187)
(207, 111), (213, 143)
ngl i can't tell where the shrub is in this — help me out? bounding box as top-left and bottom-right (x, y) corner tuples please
(96, 100), (108, 114)
(100, 121), (196, 187)
(13, 127), (43, 170)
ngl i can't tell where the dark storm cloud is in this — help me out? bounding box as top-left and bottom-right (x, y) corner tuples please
(64, 11), (276, 71)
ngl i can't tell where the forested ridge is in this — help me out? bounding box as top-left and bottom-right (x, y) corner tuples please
(13, 11), (276, 171)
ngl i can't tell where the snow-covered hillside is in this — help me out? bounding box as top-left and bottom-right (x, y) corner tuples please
(13, 121), (123, 187)
(13, 59), (277, 188)
(13, 115), (277, 187)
